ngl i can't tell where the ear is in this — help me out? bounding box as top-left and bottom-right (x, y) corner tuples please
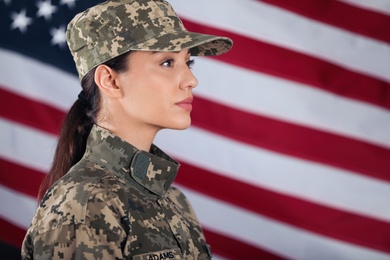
(94, 64), (122, 99)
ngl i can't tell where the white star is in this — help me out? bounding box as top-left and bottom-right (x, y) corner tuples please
(60, 0), (77, 9)
(36, 0), (57, 21)
(50, 25), (67, 47)
(10, 9), (33, 33)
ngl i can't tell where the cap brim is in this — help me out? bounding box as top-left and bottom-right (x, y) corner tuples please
(130, 30), (233, 56)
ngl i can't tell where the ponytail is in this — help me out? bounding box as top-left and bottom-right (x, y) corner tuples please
(38, 51), (131, 201)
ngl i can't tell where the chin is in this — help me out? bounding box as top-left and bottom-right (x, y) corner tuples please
(171, 123), (191, 131)
(169, 118), (192, 130)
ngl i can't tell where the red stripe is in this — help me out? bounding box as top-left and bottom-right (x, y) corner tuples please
(3, 84), (389, 184)
(1, 112), (390, 252)
(183, 19), (390, 110)
(0, 87), (64, 135)
(203, 228), (286, 259)
(258, 0), (390, 44)
(0, 217), (26, 248)
(175, 162), (390, 254)
(0, 158), (45, 198)
(192, 96), (390, 183)
(3, 154), (389, 254)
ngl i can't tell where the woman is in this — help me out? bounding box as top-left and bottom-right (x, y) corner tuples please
(22, 0), (232, 259)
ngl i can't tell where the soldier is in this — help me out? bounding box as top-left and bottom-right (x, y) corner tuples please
(21, 0), (232, 259)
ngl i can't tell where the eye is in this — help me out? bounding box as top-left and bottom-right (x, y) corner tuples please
(187, 59), (195, 69)
(161, 59), (174, 67)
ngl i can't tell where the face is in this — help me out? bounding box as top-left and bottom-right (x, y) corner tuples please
(115, 49), (198, 132)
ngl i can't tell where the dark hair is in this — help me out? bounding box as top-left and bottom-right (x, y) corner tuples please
(38, 52), (131, 201)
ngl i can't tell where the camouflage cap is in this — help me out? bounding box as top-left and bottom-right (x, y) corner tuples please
(66, 0), (233, 80)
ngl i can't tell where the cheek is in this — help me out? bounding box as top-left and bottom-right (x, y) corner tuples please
(123, 80), (168, 115)
(142, 78), (174, 107)
(121, 69), (179, 113)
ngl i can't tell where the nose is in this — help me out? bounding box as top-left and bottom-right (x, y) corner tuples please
(180, 66), (198, 90)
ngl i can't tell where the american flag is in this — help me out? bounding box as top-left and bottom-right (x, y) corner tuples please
(1, 0), (390, 259)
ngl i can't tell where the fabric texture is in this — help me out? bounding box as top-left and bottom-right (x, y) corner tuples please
(21, 125), (211, 259)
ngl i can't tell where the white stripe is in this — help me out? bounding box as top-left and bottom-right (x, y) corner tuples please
(193, 57), (390, 149)
(155, 126), (390, 223)
(3, 113), (390, 224)
(338, 0), (390, 15)
(169, 0), (390, 82)
(2, 105), (390, 224)
(177, 185), (390, 260)
(0, 48), (79, 111)
(2, 49), (390, 150)
(0, 185), (36, 230)
(1, 178), (387, 260)
(210, 256), (226, 260)
(2, 182), (388, 260)
(0, 118), (56, 172)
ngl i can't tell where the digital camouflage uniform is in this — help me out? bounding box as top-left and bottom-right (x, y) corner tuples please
(22, 125), (212, 259)
(22, 0), (232, 258)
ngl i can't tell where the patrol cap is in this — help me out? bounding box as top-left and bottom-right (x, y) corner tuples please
(66, 0), (233, 80)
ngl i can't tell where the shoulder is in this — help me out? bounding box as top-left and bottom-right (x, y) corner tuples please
(23, 160), (133, 258)
(35, 159), (129, 233)
(166, 186), (191, 203)
(166, 186), (199, 221)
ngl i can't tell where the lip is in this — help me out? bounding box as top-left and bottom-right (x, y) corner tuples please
(175, 96), (193, 111)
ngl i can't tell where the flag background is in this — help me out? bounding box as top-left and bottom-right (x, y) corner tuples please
(1, 0), (390, 259)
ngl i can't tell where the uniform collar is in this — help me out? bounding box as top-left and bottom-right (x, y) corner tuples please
(84, 125), (180, 197)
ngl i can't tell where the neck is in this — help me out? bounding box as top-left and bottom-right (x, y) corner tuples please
(97, 120), (159, 152)
(96, 97), (162, 151)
